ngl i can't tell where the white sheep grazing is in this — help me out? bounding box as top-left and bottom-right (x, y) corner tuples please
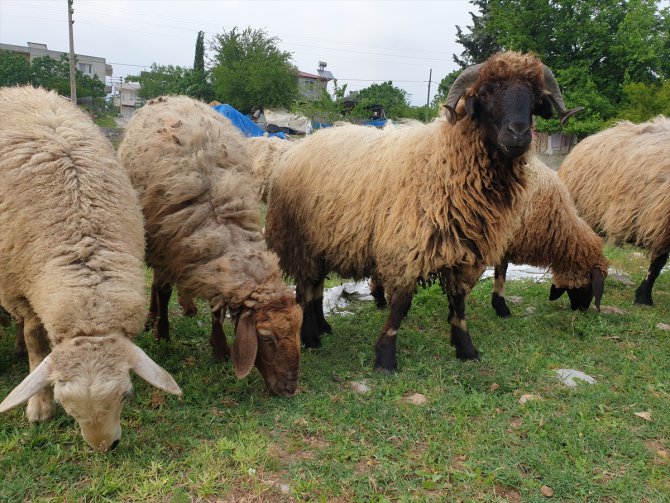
(118, 96), (302, 397)
(559, 115), (670, 306)
(0, 86), (181, 452)
(266, 52), (579, 370)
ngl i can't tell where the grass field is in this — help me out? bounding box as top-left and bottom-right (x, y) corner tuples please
(1, 245), (668, 502)
(94, 115), (119, 129)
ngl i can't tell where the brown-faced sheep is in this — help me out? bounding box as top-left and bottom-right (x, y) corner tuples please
(489, 156), (608, 316)
(0, 86), (181, 452)
(163, 136), (292, 325)
(118, 95), (302, 397)
(558, 115), (670, 306)
(265, 52), (578, 371)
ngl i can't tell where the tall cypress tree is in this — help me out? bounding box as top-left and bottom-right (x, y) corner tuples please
(194, 31), (205, 73)
(188, 30), (213, 102)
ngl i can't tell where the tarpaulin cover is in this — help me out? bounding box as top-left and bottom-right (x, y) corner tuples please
(211, 104), (265, 137)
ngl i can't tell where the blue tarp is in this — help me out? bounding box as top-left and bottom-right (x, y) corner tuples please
(211, 104), (265, 137)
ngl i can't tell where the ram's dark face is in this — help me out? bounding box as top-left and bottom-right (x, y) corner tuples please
(465, 80), (553, 159)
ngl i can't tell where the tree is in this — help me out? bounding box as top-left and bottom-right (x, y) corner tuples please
(187, 30), (213, 102)
(127, 63), (191, 100)
(0, 51), (31, 87)
(30, 54), (104, 98)
(618, 79), (670, 122)
(293, 79), (348, 125)
(443, 0), (670, 135)
(453, 0), (502, 68)
(194, 30), (205, 73)
(353, 81), (410, 119)
(210, 27), (299, 113)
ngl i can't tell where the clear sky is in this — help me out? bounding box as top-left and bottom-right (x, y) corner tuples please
(0, 0), (475, 105)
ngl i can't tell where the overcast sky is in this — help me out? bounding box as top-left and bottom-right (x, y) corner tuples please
(0, 0), (475, 106)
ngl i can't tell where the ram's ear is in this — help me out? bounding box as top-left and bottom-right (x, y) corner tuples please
(464, 95), (479, 121)
(0, 355), (53, 412)
(549, 284), (566, 300)
(232, 310), (258, 379)
(534, 95), (554, 119)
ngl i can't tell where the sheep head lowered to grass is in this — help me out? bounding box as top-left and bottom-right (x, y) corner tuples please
(118, 95), (302, 397)
(266, 51), (581, 370)
(0, 86), (181, 453)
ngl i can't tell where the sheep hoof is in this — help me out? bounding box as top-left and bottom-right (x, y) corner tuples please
(456, 347), (480, 361)
(211, 349), (230, 363)
(302, 334), (321, 349)
(374, 364), (395, 374)
(634, 288), (654, 306)
(318, 320), (332, 335)
(491, 294), (512, 318)
(144, 318), (156, 332)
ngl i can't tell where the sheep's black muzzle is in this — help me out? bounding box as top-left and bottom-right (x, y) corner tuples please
(498, 122), (532, 158)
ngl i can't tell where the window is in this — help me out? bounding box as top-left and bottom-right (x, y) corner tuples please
(78, 63), (92, 74)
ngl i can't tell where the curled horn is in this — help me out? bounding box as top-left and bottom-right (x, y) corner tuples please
(542, 65), (584, 126)
(444, 63), (483, 125)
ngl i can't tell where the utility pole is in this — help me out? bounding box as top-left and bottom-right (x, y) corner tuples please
(426, 68), (432, 108)
(67, 0), (77, 103)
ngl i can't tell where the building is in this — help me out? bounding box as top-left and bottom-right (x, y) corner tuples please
(297, 61), (334, 101)
(113, 81), (142, 119)
(0, 41), (112, 89)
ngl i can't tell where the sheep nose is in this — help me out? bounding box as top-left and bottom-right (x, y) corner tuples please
(109, 439), (120, 451)
(508, 122), (530, 138)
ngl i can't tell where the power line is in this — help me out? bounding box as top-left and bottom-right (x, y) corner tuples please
(1, 4), (454, 62)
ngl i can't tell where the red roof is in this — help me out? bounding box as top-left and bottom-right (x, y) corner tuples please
(298, 71), (329, 81)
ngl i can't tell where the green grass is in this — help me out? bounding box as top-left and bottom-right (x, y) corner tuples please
(94, 114), (118, 128)
(1, 245), (669, 502)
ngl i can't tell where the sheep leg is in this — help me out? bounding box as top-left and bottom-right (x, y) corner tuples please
(296, 283), (323, 349)
(154, 281), (173, 341)
(634, 252), (669, 306)
(23, 316), (54, 422)
(374, 289), (413, 372)
(446, 289), (480, 361)
(0, 305), (10, 327)
(14, 320), (27, 356)
(210, 306), (230, 362)
(311, 278), (332, 335)
(145, 278), (159, 331)
(491, 260), (512, 317)
(369, 275), (387, 309)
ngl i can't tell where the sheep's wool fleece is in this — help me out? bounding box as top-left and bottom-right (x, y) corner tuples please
(118, 96), (281, 308)
(248, 136), (293, 203)
(267, 115), (528, 292)
(506, 157), (608, 289)
(558, 115), (670, 257)
(0, 86), (147, 343)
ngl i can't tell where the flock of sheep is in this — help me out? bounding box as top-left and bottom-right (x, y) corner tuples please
(0, 51), (668, 453)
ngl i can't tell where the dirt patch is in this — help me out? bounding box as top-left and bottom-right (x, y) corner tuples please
(645, 440), (669, 464)
(272, 431), (331, 465)
(494, 484), (521, 502)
